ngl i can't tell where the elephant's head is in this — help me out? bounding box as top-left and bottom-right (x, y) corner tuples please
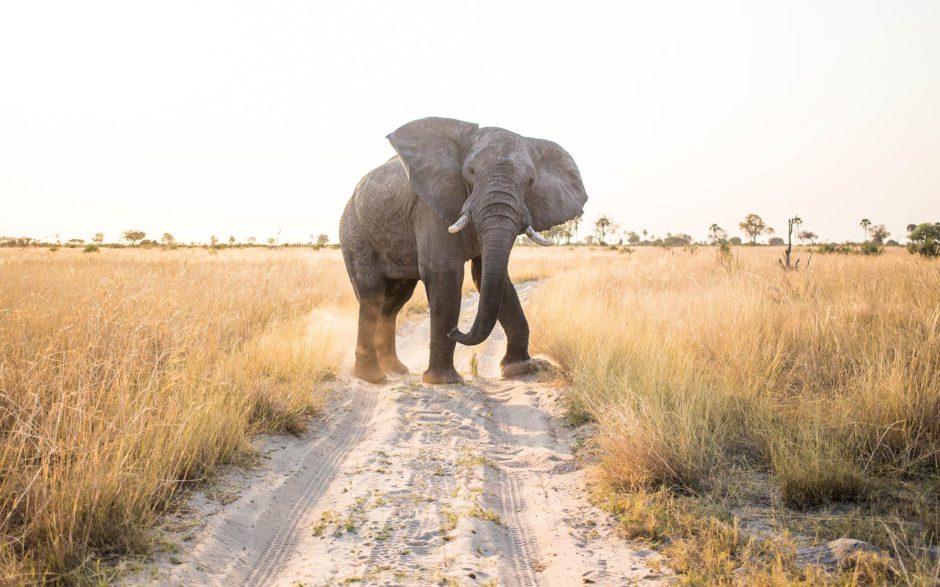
(387, 117), (587, 346)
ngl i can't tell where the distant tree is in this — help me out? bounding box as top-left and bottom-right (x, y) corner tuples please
(228, 236), (236, 246)
(798, 230), (818, 244)
(768, 237), (785, 246)
(1, 237), (35, 247)
(161, 232), (176, 247)
(541, 225), (566, 244)
(869, 224), (890, 245)
(906, 222), (940, 258)
(860, 218), (872, 242)
(779, 215), (810, 270)
(565, 216), (582, 242)
(67, 238), (85, 246)
(267, 237), (276, 246)
(593, 215), (617, 245)
(557, 225), (573, 244)
(729, 236), (743, 246)
(739, 214), (773, 245)
(663, 233), (693, 247)
(317, 234), (330, 247)
(247, 236), (257, 245)
(707, 224), (728, 244)
(792, 215), (803, 239)
(626, 231), (640, 245)
(583, 235), (595, 245)
(122, 229), (146, 245)
(92, 232), (105, 245)
(210, 235), (219, 248)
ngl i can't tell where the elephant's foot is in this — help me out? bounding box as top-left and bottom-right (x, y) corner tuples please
(501, 357), (551, 378)
(422, 366), (464, 385)
(379, 356), (409, 376)
(352, 361), (387, 385)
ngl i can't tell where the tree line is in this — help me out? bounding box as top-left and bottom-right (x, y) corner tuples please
(4, 216), (938, 258)
(532, 213), (937, 258)
(0, 230), (334, 251)
(535, 213), (937, 251)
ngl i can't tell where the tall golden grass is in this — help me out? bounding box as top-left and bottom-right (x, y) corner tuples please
(7, 242), (936, 582)
(0, 248), (355, 582)
(528, 246), (939, 581)
(0, 244), (574, 582)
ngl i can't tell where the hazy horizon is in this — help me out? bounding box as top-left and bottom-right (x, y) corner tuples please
(2, 1), (938, 245)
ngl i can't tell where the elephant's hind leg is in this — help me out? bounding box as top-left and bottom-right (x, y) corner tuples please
(375, 278), (418, 376)
(352, 287), (387, 384)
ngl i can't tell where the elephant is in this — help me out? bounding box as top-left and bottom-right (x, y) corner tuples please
(339, 117), (587, 384)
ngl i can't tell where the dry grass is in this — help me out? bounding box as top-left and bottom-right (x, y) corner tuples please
(0, 243), (592, 582)
(0, 248), (356, 583)
(528, 246), (940, 583)
(5, 242), (937, 583)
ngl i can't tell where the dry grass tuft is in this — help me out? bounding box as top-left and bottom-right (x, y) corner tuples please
(0, 248), (355, 583)
(529, 246), (940, 583)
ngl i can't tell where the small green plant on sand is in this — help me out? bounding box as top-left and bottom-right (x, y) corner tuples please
(311, 511), (338, 537)
(469, 502), (502, 525)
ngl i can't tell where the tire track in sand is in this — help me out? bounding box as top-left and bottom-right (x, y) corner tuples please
(146, 383), (378, 586)
(239, 384), (378, 586)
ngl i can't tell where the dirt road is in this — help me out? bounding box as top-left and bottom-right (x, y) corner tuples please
(143, 283), (669, 586)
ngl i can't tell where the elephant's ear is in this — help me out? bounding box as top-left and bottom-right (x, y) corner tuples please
(387, 117), (479, 225)
(526, 138), (588, 231)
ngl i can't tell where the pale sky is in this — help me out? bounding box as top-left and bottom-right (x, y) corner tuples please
(2, 1), (938, 244)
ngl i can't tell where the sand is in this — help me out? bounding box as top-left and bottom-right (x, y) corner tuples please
(136, 282), (670, 586)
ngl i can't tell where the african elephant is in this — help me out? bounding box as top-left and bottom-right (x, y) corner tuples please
(339, 117), (587, 384)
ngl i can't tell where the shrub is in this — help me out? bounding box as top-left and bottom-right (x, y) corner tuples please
(816, 243), (850, 255)
(858, 241), (884, 256)
(83, 245), (99, 253)
(816, 242), (882, 256)
(907, 222), (940, 258)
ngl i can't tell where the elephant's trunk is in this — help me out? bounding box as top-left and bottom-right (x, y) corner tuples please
(448, 215), (516, 346)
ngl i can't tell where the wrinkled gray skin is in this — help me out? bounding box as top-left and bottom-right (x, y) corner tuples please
(339, 117), (587, 384)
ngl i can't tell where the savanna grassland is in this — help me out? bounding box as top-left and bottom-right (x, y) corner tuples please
(528, 246), (940, 584)
(0, 245), (580, 584)
(1, 245), (938, 585)
(0, 248), (358, 583)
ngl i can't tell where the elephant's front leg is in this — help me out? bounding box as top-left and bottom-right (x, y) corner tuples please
(470, 257), (546, 378)
(422, 267), (465, 384)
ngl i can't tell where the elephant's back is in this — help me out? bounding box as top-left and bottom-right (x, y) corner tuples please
(353, 157), (414, 212)
(352, 157), (417, 233)
(345, 157), (420, 274)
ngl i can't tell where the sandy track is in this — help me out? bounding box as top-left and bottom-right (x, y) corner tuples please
(141, 283), (669, 586)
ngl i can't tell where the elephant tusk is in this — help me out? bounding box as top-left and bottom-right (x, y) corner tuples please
(448, 214), (469, 234)
(526, 226), (554, 246)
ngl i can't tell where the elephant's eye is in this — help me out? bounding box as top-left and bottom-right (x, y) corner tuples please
(469, 166), (475, 176)
(528, 177), (535, 186)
